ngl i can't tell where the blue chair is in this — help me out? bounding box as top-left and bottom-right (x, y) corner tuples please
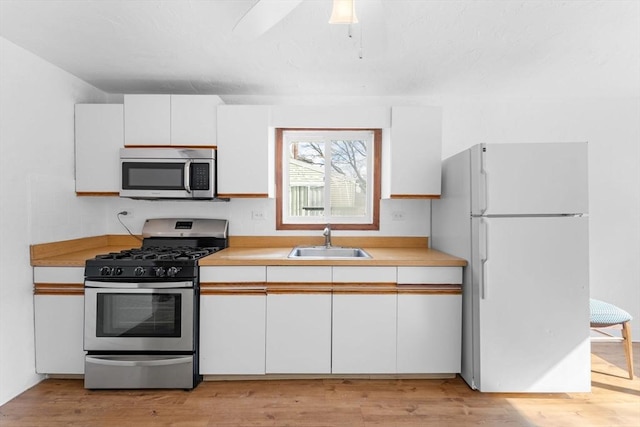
(590, 298), (634, 379)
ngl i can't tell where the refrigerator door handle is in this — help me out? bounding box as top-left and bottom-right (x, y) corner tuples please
(479, 218), (489, 299)
(479, 146), (488, 214)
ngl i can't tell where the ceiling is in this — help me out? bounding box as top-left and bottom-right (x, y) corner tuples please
(1, 0), (638, 100)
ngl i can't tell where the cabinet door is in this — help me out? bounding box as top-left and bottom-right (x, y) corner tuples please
(171, 95), (222, 147)
(199, 294), (266, 375)
(389, 106), (442, 198)
(124, 94), (171, 146)
(332, 293), (397, 374)
(397, 294), (461, 374)
(34, 295), (85, 374)
(216, 105), (271, 197)
(74, 104), (123, 194)
(266, 293), (332, 374)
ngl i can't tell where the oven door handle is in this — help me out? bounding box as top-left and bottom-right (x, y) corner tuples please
(86, 355), (192, 367)
(84, 280), (193, 289)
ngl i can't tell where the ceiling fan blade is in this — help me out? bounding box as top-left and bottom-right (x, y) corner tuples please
(233, 0), (305, 38)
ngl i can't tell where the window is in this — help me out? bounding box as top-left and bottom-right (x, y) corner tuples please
(276, 128), (381, 230)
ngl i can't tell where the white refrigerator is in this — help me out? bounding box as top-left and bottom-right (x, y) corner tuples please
(431, 142), (591, 392)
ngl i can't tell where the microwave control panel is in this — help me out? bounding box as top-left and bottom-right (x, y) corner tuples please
(191, 163), (210, 190)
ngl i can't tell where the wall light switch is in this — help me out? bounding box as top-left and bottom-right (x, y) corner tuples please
(252, 211), (265, 220)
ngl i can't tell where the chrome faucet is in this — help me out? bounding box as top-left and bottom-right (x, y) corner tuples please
(323, 224), (332, 248)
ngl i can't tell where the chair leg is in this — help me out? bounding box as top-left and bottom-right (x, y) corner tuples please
(621, 321), (634, 379)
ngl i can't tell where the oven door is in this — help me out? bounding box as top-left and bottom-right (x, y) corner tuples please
(84, 281), (194, 352)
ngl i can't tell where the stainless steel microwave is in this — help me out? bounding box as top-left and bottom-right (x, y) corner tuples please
(120, 148), (216, 199)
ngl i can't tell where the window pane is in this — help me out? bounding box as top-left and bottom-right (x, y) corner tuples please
(288, 140), (325, 218)
(330, 139), (368, 217)
(280, 129), (377, 228)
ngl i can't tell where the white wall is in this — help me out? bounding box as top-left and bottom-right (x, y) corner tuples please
(0, 37), (109, 406)
(103, 197), (430, 238)
(440, 97), (640, 337)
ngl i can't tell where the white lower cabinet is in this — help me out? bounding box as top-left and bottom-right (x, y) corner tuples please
(198, 265), (462, 377)
(331, 293), (397, 374)
(266, 293), (332, 374)
(199, 294), (266, 375)
(397, 293), (462, 374)
(34, 295), (85, 374)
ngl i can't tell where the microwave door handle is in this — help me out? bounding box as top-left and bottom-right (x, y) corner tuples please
(184, 160), (192, 193)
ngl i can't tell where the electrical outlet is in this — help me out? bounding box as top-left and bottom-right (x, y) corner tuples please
(252, 211), (265, 220)
(392, 211), (405, 221)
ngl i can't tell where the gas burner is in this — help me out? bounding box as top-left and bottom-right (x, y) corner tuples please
(92, 246), (221, 262)
(85, 218), (228, 281)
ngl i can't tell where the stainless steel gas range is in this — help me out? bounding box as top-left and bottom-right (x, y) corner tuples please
(83, 218), (228, 390)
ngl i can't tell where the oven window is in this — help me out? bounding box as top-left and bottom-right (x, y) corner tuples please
(122, 162), (184, 189)
(96, 293), (181, 337)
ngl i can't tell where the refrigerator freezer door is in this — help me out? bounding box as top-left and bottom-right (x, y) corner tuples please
(471, 216), (590, 392)
(471, 143), (589, 216)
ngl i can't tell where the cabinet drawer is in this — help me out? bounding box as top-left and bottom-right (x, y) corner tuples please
(33, 267), (84, 284)
(266, 266), (332, 283)
(332, 266), (396, 283)
(200, 266), (266, 283)
(397, 267), (462, 284)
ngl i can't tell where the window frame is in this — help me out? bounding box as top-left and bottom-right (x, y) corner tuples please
(275, 128), (381, 231)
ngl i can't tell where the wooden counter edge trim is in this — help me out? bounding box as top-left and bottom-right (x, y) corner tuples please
(216, 193), (268, 199)
(332, 282), (397, 294)
(201, 289), (266, 295)
(201, 282), (461, 294)
(390, 194), (440, 199)
(201, 282), (266, 295)
(397, 286), (462, 295)
(267, 282), (332, 294)
(76, 192), (119, 197)
(34, 283), (84, 295)
(125, 145), (217, 149)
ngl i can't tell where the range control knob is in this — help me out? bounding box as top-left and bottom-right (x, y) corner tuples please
(134, 266), (145, 277)
(166, 267), (181, 277)
(114, 267), (123, 276)
(154, 267), (166, 277)
(99, 266), (112, 276)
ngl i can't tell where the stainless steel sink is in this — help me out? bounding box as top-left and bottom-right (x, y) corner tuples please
(287, 246), (372, 259)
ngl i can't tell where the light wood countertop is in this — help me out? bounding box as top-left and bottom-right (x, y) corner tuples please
(30, 235), (467, 267)
(199, 246), (466, 267)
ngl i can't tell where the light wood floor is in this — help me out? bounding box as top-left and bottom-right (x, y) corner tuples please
(1, 343), (638, 427)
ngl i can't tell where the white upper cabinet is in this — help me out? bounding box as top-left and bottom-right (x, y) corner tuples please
(75, 104), (123, 194)
(124, 94), (171, 146)
(387, 106), (442, 198)
(171, 95), (223, 146)
(124, 94), (222, 147)
(216, 105), (272, 197)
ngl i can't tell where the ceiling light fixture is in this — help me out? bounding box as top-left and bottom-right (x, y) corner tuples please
(329, 0), (358, 24)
